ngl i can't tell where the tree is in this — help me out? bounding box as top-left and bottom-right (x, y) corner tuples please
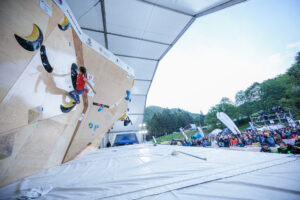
(175, 109), (194, 129)
(194, 112), (205, 126)
(147, 107), (196, 138)
(220, 97), (233, 105)
(244, 82), (260, 102)
(235, 90), (246, 106)
(148, 113), (162, 137)
(286, 52), (300, 117)
(238, 101), (262, 117)
(204, 103), (240, 131)
(259, 75), (289, 113)
(161, 109), (176, 133)
(144, 106), (163, 124)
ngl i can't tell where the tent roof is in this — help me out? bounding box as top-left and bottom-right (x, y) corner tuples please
(66, 0), (247, 134)
(1, 144), (299, 199)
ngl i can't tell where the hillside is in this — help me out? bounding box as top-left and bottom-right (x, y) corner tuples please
(144, 106), (200, 124)
(143, 106), (164, 123)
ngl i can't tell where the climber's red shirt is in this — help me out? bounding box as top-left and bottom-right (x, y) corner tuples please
(76, 74), (85, 90)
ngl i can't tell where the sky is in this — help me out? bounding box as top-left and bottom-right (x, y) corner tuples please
(146, 0), (300, 114)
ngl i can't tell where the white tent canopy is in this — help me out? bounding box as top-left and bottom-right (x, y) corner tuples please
(209, 128), (222, 137)
(66, 0), (247, 134)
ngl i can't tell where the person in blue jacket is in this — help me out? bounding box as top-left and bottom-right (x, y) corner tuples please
(202, 137), (211, 147)
(261, 132), (275, 147)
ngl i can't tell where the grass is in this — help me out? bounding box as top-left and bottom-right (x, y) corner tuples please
(154, 129), (198, 143)
(238, 123), (250, 132)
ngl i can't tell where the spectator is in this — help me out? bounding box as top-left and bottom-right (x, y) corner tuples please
(269, 129), (275, 137)
(210, 137), (219, 148)
(273, 132), (282, 145)
(283, 129), (293, 139)
(250, 135), (257, 143)
(296, 127), (300, 136)
(191, 139), (197, 146)
(230, 136), (238, 146)
(290, 128), (297, 139)
(236, 138), (245, 147)
(202, 137), (211, 147)
(249, 135), (258, 143)
(106, 141), (111, 148)
(275, 142), (291, 154)
(184, 139), (191, 146)
(244, 137), (252, 146)
(171, 139), (176, 145)
(167, 124), (299, 155)
(260, 143), (272, 153)
(218, 136), (224, 147)
(261, 132), (275, 147)
(291, 136), (300, 154)
(196, 139), (202, 146)
(256, 131), (263, 143)
(223, 135), (230, 147)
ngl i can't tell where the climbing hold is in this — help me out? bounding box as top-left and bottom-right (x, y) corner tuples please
(33, 121), (38, 129)
(98, 105), (104, 112)
(125, 90), (131, 101)
(71, 63), (78, 90)
(14, 24), (43, 51)
(94, 125), (99, 131)
(40, 45), (53, 73)
(58, 15), (70, 31)
(89, 123), (93, 128)
(93, 102), (110, 111)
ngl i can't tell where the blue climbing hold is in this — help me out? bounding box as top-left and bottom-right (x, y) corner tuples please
(125, 90), (131, 101)
(94, 125), (99, 131)
(98, 105), (104, 112)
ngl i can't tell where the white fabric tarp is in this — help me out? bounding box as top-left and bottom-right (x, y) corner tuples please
(0, 144), (299, 199)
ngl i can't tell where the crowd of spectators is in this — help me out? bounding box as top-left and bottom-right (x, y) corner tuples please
(170, 125), (300, 154)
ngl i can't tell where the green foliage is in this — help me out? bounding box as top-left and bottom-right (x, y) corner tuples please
(144, 106), (164, 124)
(204, 103), (240, 131)
(220, 97), (234, 104)
(244, 82), (260, 102)
(288, 52), (300, 86)
(238, 123), (250, 132)
(259, 75), (289, 112)
(194, 113), (205, 126)
(145, 106), (198, 138)
(286, 52), (300, 115)
(235, 90), (246, 106)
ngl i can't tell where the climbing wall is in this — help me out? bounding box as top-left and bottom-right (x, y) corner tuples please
(0, 0), (134, 187)
(62, 44), (133, 162)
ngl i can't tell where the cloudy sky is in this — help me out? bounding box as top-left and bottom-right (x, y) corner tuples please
(146, 0), (300, 114)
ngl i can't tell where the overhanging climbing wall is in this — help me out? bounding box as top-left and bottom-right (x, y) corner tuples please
(66, 0), (248, 135)
(0, 0), (134, 187)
